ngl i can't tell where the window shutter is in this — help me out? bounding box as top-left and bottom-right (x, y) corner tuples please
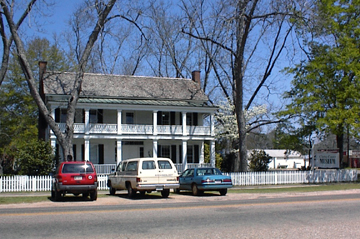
(193, 113), (198, 126)
(98, 109), (103, 123)
(55, 108), (60, 122)
(157, 111), (162, 125)
(170, 112), (175, 125)
(194, 145), (199, 163)
(171, 145), (177, 163)
(99, 144), (104, 164)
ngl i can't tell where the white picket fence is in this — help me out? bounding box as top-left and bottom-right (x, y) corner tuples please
(225, 169), (358, 186)
(0, 169), (358, 193)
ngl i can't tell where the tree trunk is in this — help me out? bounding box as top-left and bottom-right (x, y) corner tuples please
(336, 133), (344, 168)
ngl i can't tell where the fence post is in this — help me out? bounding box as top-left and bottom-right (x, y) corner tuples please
(0, 177), (2, 193)
(32, 176), (36, 192)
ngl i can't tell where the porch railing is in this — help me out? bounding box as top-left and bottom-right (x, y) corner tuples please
(56, 123), (211, 136)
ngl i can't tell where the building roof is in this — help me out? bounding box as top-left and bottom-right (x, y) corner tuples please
(42, 72), (209, 102)
(264, 149), (302, 158)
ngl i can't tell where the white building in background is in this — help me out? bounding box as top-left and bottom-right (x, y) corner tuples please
(251, 149), (307, 169)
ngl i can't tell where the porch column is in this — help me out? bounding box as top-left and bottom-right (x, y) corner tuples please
(153, 140), (158, 158)
(84, 136), (90, 161)
(210, 113), (215, 136)
(117, 110), (122, 135)
(182, 140), (187, 171)
(153, 111), (158, 136)
(210, 140), (215, 167)
(116, 140), (122, 165)
(182, 112), (187, 136)
(84, 108), (90, 135)
(199, 141), (205, 164)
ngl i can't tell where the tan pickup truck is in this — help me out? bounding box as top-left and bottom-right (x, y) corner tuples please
(107, 157), (180, 198)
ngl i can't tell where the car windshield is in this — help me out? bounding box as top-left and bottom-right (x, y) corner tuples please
(62, 163), (94, 174)
(196, 168), (223, 176)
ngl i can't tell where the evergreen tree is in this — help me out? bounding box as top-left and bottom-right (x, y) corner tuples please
(0, 38), (70, 174)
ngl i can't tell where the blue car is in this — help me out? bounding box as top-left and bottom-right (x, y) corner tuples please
(176, 167), (232, 196)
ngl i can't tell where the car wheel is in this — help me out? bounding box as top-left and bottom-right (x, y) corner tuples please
(161, 189), (170, 198)
(109, 185), (116, 195)
(219, 189), (227, 196)
(90, 190), (98, 201)
(127, 183), (136, 199)
(192, 184), (199, 196)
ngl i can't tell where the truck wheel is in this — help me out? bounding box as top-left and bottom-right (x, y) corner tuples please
(54, 189), (62, 201)
(109, 185), (116, 195)
(161, 189), (170, 198)
(127, 184), (136, 199)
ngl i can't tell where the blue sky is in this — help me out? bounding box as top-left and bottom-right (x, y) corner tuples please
(25, 0), (79, 40)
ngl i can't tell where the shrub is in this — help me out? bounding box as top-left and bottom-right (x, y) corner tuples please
(248, 149), (272, 172)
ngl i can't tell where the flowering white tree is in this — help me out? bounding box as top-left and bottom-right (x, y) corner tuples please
(215, 100), (267, 151)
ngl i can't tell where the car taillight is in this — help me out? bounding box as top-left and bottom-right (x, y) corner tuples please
(201, 178), (215, 183)
(57, 175), (63, 183)
(177, 176), (179, 181)
(136, 177), (141, 182)
(223, 179), (232, 183)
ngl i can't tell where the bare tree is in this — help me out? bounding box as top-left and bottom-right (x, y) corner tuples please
(0, 0), (37, 87)
(182, 0), (303, 171)
(0, 0), (117, 160)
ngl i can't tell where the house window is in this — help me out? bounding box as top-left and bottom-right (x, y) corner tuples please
(60, 109), (67, 123)
(90, 110), (97, 123)
(158, 145), (171, 158)
(187, 145), (199, 164)
(126, 112), (134, 124)
(89, 109), (103, 123)
(158, 111), (175, 125)
(186, 113), (198, 126)
(161, 112), (170, 125)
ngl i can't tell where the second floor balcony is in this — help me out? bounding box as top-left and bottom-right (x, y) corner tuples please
(57, 123), (212, 136)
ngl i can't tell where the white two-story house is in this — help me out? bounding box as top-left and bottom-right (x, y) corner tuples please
(38, 62), (217, 173)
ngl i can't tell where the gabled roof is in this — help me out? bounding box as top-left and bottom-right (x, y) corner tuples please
(42, 72), (209, 102)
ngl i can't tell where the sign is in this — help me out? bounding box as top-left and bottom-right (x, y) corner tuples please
(314, 149), (339, 169)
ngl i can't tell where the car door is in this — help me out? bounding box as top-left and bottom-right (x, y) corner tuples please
(181, 169), (194, 190)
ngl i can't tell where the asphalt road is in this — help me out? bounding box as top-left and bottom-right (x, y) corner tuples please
(1, 190), (360, 239)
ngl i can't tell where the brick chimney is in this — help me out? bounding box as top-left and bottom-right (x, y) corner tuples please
(192, 70), (201, 85)
(38, 61), (47, 140)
